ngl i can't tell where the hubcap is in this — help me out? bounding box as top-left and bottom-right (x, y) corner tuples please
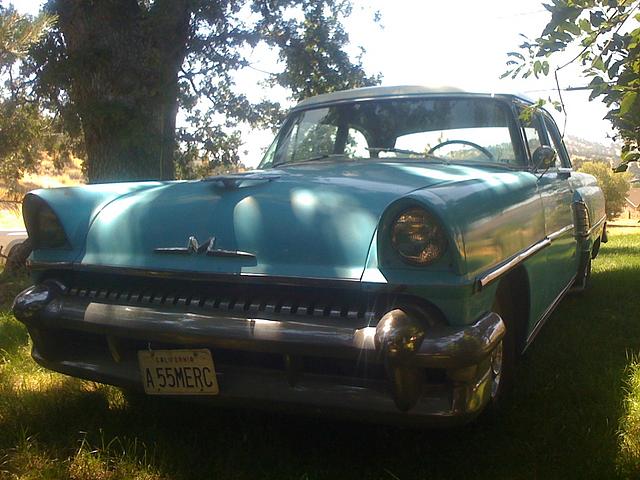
(490, 340), (503, 399)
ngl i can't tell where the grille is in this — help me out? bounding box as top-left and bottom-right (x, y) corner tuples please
(55, 270), (405, 324)
(46, 269), (443, 326)
(65, 284), (375, 322)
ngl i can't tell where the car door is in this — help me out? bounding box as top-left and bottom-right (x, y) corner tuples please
(535, 113), (578, 299)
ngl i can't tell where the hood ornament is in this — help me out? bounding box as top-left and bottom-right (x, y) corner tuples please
(154, 236), (255, 259)
(203, 172), (281, 189)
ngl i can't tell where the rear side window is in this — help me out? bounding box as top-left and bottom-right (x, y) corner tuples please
(521, 115), (544, 156)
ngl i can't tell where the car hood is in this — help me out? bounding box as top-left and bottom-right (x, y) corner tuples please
(81, 161), (463, 280)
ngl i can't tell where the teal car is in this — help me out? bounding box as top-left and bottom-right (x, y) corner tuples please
(13, 86), (606, 425)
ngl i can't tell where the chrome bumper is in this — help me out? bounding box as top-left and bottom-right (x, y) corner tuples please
(14, 282), (505, 425)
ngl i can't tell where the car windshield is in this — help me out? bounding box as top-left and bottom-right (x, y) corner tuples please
(259, 97), (523, 168)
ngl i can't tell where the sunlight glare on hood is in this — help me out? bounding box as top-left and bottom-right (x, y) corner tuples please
(97, 194), (143, 225)
(390, 164), (520, 188)
(233, 196), (263, 240)
(290, 189), (319, 223)
(90, 181), (164, 194)
(94, 183), (168, 225)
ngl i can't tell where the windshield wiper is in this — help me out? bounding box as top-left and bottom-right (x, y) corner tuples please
(273, 153), (347, 168)
(366, 147), (449, 163)
(366, 147), (426, 156)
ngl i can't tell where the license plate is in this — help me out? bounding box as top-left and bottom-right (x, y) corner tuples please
(138, 349), (219, 395)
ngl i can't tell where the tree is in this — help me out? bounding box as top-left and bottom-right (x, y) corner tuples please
(503, 0), (640, 171)
(27, 0), (380, 183)
(579, 161), (632, 218)
(0, 6), (71, 197)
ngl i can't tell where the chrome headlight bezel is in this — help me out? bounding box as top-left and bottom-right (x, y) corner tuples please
(22, 194), (70, 250)
(389, 207), (447, 266)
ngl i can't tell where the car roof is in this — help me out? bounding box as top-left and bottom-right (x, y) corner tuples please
(293, 85), (534, 110)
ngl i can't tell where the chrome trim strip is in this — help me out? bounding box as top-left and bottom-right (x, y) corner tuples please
(477, 223), (575, 290)
(27, 260), (72, 269)
(586, 215), (606, 236)
(547, 223), (574, 241)
(292, 93), (517, 112)
(523, 274), (576, 351)
(477, 238), (550, 290)
(28, 261), (365, 289)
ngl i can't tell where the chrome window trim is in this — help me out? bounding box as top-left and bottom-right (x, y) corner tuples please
(291, 92), (519, 112)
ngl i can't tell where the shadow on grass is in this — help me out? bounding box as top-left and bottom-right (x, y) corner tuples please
(1, 248), (639, 479)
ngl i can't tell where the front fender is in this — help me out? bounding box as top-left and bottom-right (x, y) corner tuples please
(25, 182), (165, 264)
(570, 172), (606, 248)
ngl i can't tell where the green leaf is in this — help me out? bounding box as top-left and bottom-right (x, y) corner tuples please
(622, 151), (640, 163)
(579, 18), (591, 32)
(534, 60), (542, 77)
(542, 60), (550, 75)
(620, 92), (638, 116)
(565, 21), (581, 36)
(613, 164), (629, 172)
(590, 11), (605, 27)
(592, 56), (605, 71)
(589, 75), (605, 86)
(589, 88), (602, 101)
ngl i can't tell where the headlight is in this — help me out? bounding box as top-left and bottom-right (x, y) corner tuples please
(23, 194), (69, 249)
(391, 207), (447, 265)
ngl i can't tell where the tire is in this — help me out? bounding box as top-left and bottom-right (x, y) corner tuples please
(3, 239), (32, 275)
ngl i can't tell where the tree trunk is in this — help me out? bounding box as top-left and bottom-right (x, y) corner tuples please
(54, 0), (190, 182)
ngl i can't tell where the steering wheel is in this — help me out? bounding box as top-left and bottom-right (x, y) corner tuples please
(427, 140), (495, 161)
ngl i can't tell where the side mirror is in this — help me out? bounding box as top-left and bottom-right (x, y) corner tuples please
(532, 145), (557, 170)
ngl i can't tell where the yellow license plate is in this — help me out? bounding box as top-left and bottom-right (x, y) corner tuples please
(138, 349), (219, 395)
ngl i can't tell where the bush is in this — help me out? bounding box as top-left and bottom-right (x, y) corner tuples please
(578, 162), (632, 220)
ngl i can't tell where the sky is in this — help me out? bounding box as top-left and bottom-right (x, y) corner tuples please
(10, 0), (619, 167)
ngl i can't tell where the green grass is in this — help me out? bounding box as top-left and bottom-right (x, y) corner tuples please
(619, 356), (640, 476)
(1, 232), (640, 479)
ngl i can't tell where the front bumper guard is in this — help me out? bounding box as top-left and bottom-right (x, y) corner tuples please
(14, 282), (505, 424)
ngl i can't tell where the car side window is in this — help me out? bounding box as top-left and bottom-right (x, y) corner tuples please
(521, 114), (545, 157)
(542, 115), (571, 168)
(345, 128), (369, 158)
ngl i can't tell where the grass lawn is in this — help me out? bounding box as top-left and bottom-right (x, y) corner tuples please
(1, 231), (639, 479)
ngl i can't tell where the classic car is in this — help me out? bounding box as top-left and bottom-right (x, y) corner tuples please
(0, 228), (28, 265)
(13, 86), (606, 425)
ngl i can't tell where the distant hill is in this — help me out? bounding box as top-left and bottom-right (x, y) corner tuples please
(564, 135), (620, 167)
(563, 135), (640, 180)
